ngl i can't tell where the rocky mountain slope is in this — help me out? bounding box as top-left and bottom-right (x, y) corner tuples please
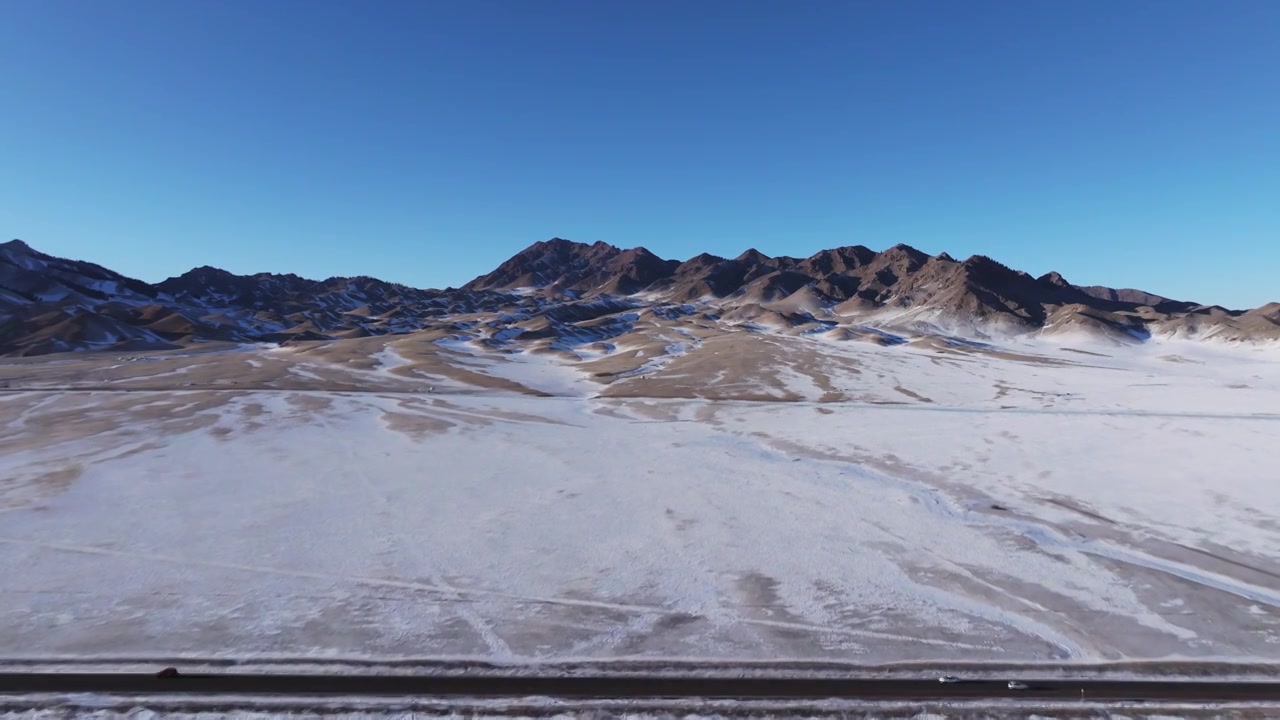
(1, 237), (1276, 356)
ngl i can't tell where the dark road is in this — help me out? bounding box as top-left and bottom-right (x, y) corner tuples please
(1, 672), (1278, 703)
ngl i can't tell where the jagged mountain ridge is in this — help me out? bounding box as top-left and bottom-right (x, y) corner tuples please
(0, 239), (508, 355)
(465, 237), (1274, 341)
(1, 237), (1276, 356)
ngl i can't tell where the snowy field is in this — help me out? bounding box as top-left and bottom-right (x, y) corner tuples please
(1, 331), (1279, 668)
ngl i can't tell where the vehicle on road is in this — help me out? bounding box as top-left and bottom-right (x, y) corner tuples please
(1007, 680), (1029, 690)
(938, 675), (960, 683)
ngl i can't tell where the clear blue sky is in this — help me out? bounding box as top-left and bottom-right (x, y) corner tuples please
(2, 0), (1277, 307)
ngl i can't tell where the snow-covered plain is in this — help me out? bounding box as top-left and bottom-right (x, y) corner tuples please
(1, 331), (1278, 668)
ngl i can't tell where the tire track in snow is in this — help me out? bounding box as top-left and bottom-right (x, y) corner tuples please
(0, 536), (992, 651)
(329, 395), (513, 658)
(864, 518), (1089, 659)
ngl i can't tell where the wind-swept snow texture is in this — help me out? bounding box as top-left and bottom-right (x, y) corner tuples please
(0, 335), (1279, 665)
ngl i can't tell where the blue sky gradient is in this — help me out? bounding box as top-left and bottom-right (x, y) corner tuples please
(2, 0), (1277, 307)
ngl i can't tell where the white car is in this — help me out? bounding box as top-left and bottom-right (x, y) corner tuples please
(1007, 680), (1029, 690)
(938, 675), (961, 684)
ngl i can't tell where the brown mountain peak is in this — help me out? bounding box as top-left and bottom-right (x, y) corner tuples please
(735, 248), (772, 264)
(884, 243), (928, 259)
(1039, 271), (1071, 288)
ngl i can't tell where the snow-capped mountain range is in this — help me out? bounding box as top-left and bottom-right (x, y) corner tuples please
(1, 237), (1276, 356)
